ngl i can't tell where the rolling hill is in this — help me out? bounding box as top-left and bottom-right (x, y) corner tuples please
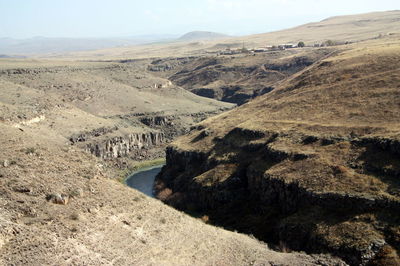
(55, 10), (400, 60)
(178, 31), (229, 41)
(240, 10), (400, 46)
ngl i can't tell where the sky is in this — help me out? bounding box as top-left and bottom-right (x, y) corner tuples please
(0, 0), (399, 39)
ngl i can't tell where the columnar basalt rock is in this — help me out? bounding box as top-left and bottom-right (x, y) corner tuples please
(155, 131), (400, 265)
(140, 116), (169, 127)
(86, 132), (165, 159)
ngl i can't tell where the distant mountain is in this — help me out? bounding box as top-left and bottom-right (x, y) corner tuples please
(0, 35), (178, 55)
(0, 54), (26, 59)
(178, 31), (229, 41)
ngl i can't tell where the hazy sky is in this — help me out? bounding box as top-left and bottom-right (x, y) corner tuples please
(1, 0), (399, 38)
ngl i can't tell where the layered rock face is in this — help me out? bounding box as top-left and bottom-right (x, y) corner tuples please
(155, 40), (400, 265)
(68, 110), (232, 162)
(140, 116), (169, 127)
(69, 125), (165, 160)
(85, 132), (164, 159)
(0, 123), (349, 266)
(156, 128), (400, 265)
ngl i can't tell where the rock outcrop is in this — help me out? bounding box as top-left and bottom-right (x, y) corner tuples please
(156, 130), (400, 265)
(85, 132), (164, 159)
(147, 57), (197, 72)
(0, 123), (348, 266)
(161, 49), (332, 105)
(140, 116), (170, 127)
(69, 126), (119, 143)
(155, 40), (400, 265)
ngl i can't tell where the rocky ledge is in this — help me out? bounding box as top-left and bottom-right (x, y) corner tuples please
(155, 127), (400, 265)
(85, 132), (165, 160)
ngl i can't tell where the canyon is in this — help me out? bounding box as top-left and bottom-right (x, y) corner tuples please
(1, 48), (342, 266)
(155, 36), (400, 265)
(1, 10), (400, 266)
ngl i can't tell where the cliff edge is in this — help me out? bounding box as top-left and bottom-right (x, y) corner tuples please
(155, 37), (400, 265)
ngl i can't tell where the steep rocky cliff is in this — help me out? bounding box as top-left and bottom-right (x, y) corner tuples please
(0, 57), (345, 266)
(155, 38), (400, 265)
(0, 122), (348, 266)
(85, 132), (165, 159)
(67, 109), (231, 162)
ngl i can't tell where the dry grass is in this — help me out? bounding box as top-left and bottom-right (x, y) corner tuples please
(1, 11), (399, 265)
(0, 123), (340, 265)
(163, 37), (400, 264)
(174, 38), (400, 196)
(176, 37), (400, 148)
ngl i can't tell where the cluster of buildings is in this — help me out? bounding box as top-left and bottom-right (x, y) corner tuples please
(216, 39), (352, 56)
(256, 43), (297, 52)
(218, 43), (298, 55)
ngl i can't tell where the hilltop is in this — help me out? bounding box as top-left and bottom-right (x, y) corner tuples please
(178, 31), (229, 42)
(239, 10), (400, 46)
(141, 10), (400, 106)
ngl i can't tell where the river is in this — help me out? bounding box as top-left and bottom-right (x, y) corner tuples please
(124, 164), (164, 197)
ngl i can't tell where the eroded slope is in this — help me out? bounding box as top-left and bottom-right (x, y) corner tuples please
(0, 57), (346, 265)
(0, 116), (345, 265)
(148, 48), (335, 105)
(155, 38), (400, 265)
(0, 59), (233, 166)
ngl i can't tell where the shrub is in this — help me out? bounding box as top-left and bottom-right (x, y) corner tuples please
(325, 40), (336, 46)
(25, 147), (35, 154)
(297, 41), (305, 48)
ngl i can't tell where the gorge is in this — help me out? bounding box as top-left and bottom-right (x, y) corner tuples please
(154, 37), (400, 265)
(1, 9), (400, 266)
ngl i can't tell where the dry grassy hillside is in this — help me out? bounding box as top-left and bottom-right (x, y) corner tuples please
(0, 52), (347, 264)
(241, 10), (400, 46)
(156, 37), (400, 265)
(55, 10), (400, 60)
(1, 9), (399, 265)
(0, 123), (344, 265)
(0, 59), (233, 166)
(0, 59), (231, 117)
(148, 47), (335, 105)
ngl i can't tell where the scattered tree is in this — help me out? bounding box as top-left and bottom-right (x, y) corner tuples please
(324, 40), (336, 46)
(297, 41), (305, 48)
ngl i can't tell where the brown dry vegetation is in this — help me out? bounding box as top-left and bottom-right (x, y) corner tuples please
(0, 58), (233, 166)
(0, 123), (345, 265)
(1, 10), (400, 266)
(148, 47), (334, 105)
(156, 36), (400, 265)
(0, 44), (344, 265)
